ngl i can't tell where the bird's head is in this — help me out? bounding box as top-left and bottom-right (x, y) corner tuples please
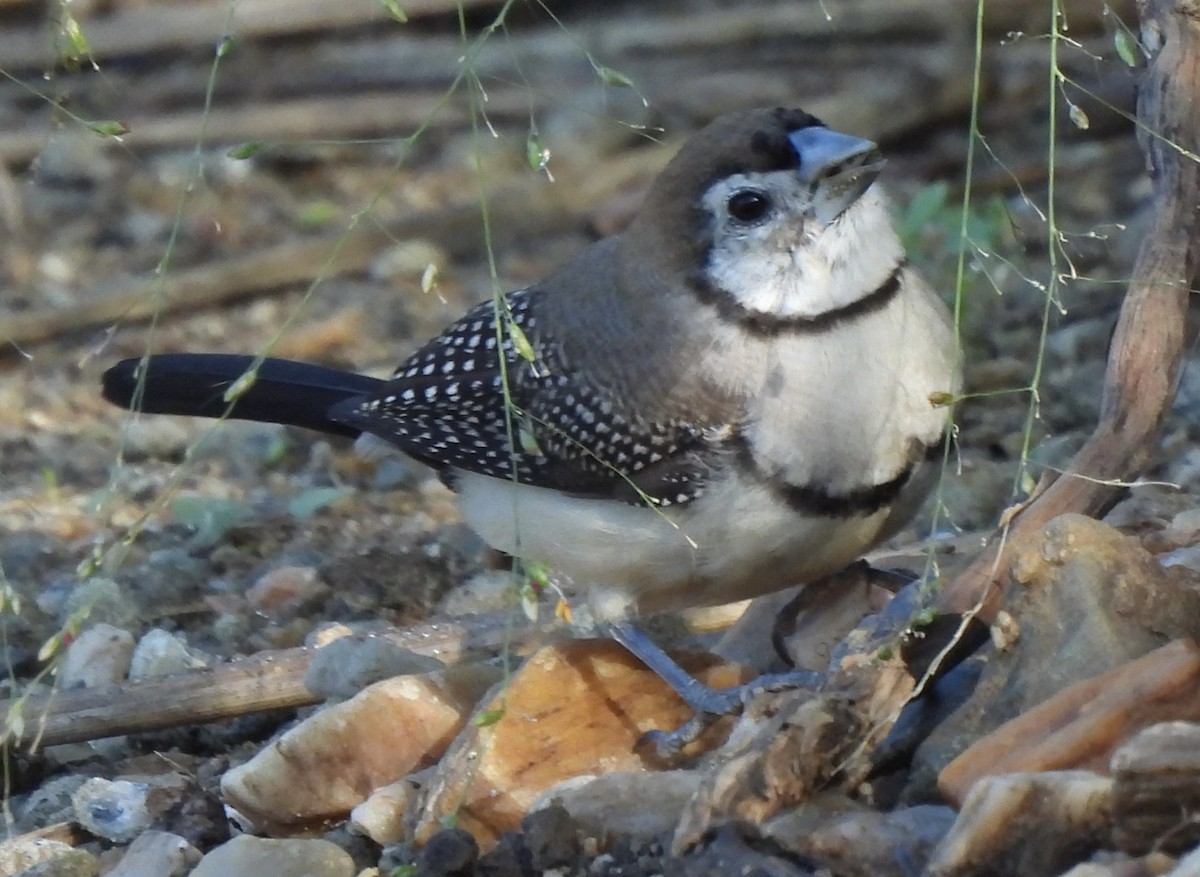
(629, 108), (901, 326)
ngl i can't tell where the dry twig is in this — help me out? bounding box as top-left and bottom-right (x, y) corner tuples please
(938, 0), (1200, 619)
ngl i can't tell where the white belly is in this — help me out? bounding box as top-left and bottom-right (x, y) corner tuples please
(451, 464), (924, 623)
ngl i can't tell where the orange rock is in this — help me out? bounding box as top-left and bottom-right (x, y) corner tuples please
(928, 771), (1112, 877)
(245, 566), (329, 618)
(412, 639), (751, 847)
(939, 640), (1200, 806)
(1111, 721), (1200, 855)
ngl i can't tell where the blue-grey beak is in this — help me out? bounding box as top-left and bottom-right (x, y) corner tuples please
(788, 127), (885, 226)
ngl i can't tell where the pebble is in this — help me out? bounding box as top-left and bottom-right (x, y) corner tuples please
(1163, 447), (1200, 505)
(117, 418), (194, 461)
(245, 565), (330, 618)
(17, 775), (89, 829)
(0, 838), (78, 875)
(417, 827), (479, 877)
(531, 770), (702, 843)
(58, 623), (134, 689)
(71, 778), (154, 843)
(474, 832), (535, 877)
(305, 633), (445, 700)
(771, 804), (957, 877)
(128, 628), (209, 680)
(370, 456), (419, 491)
(189, 835), (354, 877)
(350, 779), (415, 845)
(221, 663), (501, 833)
(106, 830), (201, 877)
(139, 547), (212, 603)
(61, 577), (140, 630)
(12, 848), (100, 877)
(522, 804), (580, 871)
(675, 823), (812, 877)
(1111, 722), (1200, 856)
(927, 771), (1112, 877)
(1058, 854), (1176, 877)
(437, 570), (520, 617)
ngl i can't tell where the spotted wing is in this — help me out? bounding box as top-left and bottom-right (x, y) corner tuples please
(329, 290), (720, 505)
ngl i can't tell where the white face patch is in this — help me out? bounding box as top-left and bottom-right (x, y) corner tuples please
(698, 170), (903, 320)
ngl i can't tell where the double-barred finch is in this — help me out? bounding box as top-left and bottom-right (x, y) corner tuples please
(103, 108), (960, 734)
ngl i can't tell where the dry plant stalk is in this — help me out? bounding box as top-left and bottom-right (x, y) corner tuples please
(939, 0), (1200, 620)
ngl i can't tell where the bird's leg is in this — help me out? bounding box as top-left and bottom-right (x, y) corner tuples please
(606, 621), (743, 714)
(605, 620), (824, 757)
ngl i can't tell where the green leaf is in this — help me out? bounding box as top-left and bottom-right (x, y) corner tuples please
(508, 322), (536, 364)
(912, 608), (938, 627)
(1114, 29), (1139, 67)
(379, 0), (408, 22)
(522, 559), (551, 588)
(518, 421), (543, 457)
(38, 632), (63, 663)
(473, 707), (506, 727)
(87, 120), (129, 138)
(40, 467), (59, 491)
(526, 132), (550, 172)
(295, 200), (340, 229)
(223, 369), (258, 403)
(59, 14), (91, 63)
(421, 263), (439, 295)
(227, 142), (266, 160)
(75, 545), (103, 579)
(594, 65), (635, 89)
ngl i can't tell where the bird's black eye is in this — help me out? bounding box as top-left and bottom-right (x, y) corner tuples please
(726, 189), (771, 223)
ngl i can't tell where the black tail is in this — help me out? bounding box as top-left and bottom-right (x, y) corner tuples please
(101, 354), (384, 439)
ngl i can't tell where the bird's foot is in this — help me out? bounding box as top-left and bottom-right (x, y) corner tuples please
(638, 667), (825, 758)
(606, 621), (823, 759)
